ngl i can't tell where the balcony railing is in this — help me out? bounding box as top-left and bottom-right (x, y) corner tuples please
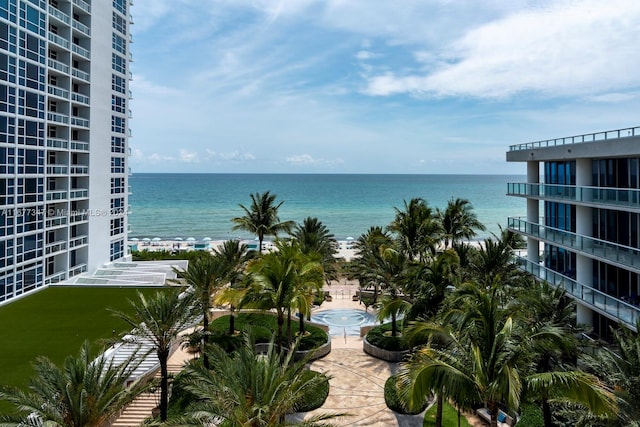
(507, 183), (640, 210)
(71, 92), (90, 105)
(72, 0), (91, 13)
(46, 165), (68, 175)
(47, 112), (69, 124)
(48, 58), (69, 74)
(46, 190), (67, 201)
(69, 212), (88, 223)
(70, 188), (88, 199)
(72, 20), (90, 36)
(69, 235), (88, 248)
(69, 263), (87, 277)
(70, 141), (89, 151)
(45, 271), (67, 285)
(509, 126), (640, 151)
(72, 68), (90, 81)
(72, 44), (90, 59)
(508, 217), (640, 272)
(46, 216), (67, 228)
(46, 138), (68, 149)
(48, 86), (69, 99)
(70, 165), (89, 174)
(48, 5), (70, 25)
(45, 240), (67, 255)
(48, 33), (69, 49)
(70, 116), (89, 127)
(517, 257), (639, 330)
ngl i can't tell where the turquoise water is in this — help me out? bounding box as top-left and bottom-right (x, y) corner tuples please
(128, 174), (525, 241)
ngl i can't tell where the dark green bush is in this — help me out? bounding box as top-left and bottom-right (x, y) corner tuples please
(517, 403), (544, 427)
(366, 323), (409, 351)
(208, 313), (328, 352)
(384, 375), (427, 414)
(295, 370), (330, 412)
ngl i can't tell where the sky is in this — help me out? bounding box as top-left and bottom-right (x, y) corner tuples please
(128, 0), (640, 174)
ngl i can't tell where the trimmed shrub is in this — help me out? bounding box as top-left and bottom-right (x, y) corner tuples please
(366, 323), (410, 351)
(208, 313), (328, 352)
(384, 375), (427, 414)
(295, 370), (330, 412)
(517, 403), (544, 427)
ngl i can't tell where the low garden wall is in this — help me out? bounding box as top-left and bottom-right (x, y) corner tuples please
(362, 336), (410, 362)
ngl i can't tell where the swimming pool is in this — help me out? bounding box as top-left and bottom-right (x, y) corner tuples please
(311, 308), (379, 336)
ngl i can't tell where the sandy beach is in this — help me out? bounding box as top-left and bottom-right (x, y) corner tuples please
(129, 238), (358, 261)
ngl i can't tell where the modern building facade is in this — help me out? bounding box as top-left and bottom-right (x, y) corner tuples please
(0, 0), (131, 304)
(506, 126), (640, 337)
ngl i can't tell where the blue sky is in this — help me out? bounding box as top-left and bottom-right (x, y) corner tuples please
(129, 0), (640, 174)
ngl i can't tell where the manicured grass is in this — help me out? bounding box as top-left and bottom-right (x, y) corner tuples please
(423, 400), (472, 427)
(0, 286), (163, 391)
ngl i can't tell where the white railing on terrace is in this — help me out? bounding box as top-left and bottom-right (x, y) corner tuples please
(46, 216), (67, 228)
(48, 5), (70, 24)
(71, 92), (89, 105)
(70, 141), (89, 151)
(48, 58), (69, 73)
(48, 33), (69, 49)
(71, 116), (89, 127)
(509, 126), (640, 151)
(72, 20), (90, 36)
(69, 236), (88, 248)
(72, 44), (90, 59)
(46, 165), (68, 174)
(45, 240), (67, 255)
(72, 0), (91, 14)
(518, 257), (639, 331)
(46, 189), (67, 200)
(507, 183), (640, 210)
(45, 271), (67, 285)
(47, 112), (68, 124)
(70, 165), (88, 174)
(72, 68), (90, 81)
(46, 138), (68, 149)
(508, 217), (640, 272)
(70, 188), (88, 199)
(48, 86), (69, 99)
(69, 263), (87, 277)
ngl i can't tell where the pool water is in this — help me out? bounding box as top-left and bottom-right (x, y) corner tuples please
(311, 308), (379, 336)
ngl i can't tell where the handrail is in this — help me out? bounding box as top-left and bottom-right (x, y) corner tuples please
(509, 126), (640, 151)
(517, 257), (639, 331)
(508, 217), (640, 272)
(507, 182), (640, 210)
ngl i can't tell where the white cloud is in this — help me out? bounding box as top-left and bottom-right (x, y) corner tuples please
(363, 0), (640, 99)
(179, 150), (199, 163)
(219, 151), (256, 161)
(285, 154), (344, 167)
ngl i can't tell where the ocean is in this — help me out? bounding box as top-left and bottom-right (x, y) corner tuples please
(127, 174), (526, 242)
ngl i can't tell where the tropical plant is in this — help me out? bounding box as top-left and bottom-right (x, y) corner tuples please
(231, 191), (295, 253)
(212, 239), (253, 335)
(349, 226), (393, 305)
(387, 197), (441, 261)
(437, 197), (485, 248)
(0, 341), (147, 427)
(111, 289), (196, 422)
(291, 216), (339, 284)
(371, 245), (411, 337)
(242, 240), (323, 347)
(167, 331), (341, 426)
(174, 254), (230, 369)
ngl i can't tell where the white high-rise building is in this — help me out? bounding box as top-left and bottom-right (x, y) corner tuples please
(0, 0), (131, 304)
(507, 126), (640, 338)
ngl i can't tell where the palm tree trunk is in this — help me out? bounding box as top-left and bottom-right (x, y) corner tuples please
(299, 310), (305, 335)
(391, 312), (397, 337)
(488, 400), (499, 427)
(202, 308), (209, 369)
(229, 305), (235, 335)
(158, 348), (170, 422)
(542, 397), (553, 427)
(287, 307), (292, 345)
(435, 393), (443, 427)
(277, 312), (284, 349)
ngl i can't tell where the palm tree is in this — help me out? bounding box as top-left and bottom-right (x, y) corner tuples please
(212, 239), (253, 335)
(350, 226), (393, 305)
(291, 216), (339, 284)
(437, 197), (485, 248)
(387, 197), (441, 261)
(231, 191), (295, 254)
(111, 289), (196, 422)
(242, 240), (322, 347)
(170, 332), (341, 426)
(370, 245), (410, 337)
(0, 341), (147, 427)
(175, 254), (229, 369)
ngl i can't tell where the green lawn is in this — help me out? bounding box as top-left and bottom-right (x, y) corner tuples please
(0, 286), (163, 391)
(423, 400), (472, 427)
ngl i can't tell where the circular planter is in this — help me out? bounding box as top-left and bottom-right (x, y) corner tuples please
(363, 336), (410, 362)
(254, 336), (331, 362)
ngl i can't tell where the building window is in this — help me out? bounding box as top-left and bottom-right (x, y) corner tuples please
(111, 95), (125, 113)
(110, 177), (124, 194)
(110, 239), (124, 261)
(111, 116), (125, 134)
(111, 136), (125, 153)
(111, 74), (126, 94)
(111, 53), (126, 74)
(113, 0), (126, 15)
(110, 156), (125, 173)
(112, 12), (126, 35)
(112, 33), (126, 55)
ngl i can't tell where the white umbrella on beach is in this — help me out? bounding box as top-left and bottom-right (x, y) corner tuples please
(152, 237), (161, 242)
(203, 237), (212, 241)
(174, 237), (183, 241)
(130, 237), (139, 241)
(142, 238), (151, 242)
(186, 237), (196, 242)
